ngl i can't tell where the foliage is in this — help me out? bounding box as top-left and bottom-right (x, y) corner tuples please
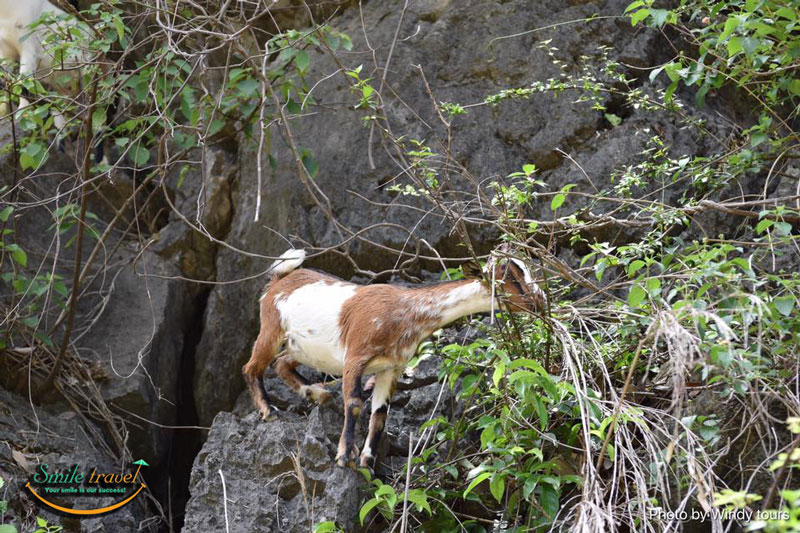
(353, 0), (800, 530)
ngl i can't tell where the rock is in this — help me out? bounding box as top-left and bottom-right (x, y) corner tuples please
(154, 147), (237, 282)
(76, 247), (194, 482)
(182, 409), (364, 533)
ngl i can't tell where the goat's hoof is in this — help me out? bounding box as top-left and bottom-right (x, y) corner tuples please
(335, 447), (359, 469)
(259, 410), (277, 422)
(335, 456), (358, 469)
(335, 455), (353, 468)
(302, 384), (332, 405)
(359, 454), (375, 470)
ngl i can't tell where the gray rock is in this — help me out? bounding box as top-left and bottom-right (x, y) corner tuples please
(182, 409), (363, 533)
(75, 247), (193, 476)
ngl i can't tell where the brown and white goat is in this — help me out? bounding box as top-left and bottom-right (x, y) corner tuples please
(243, 248), (546, 468)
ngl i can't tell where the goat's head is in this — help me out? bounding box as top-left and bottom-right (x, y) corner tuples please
(463, 248), (547, 314)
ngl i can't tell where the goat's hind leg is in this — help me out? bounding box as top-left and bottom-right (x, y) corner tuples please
(275, 355), (332, 405)
(243, 328), (282, 421)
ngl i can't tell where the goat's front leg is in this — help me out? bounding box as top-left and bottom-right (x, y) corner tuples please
(336, 359), (366, 468)
(360, 368), (400, 469)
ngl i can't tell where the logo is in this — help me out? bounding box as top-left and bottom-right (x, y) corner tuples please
(26, 459), (148, 516)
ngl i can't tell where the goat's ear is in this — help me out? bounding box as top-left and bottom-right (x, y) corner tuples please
(461, 260), (483, 279)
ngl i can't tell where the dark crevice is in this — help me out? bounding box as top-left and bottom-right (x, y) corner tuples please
(166, 287), (210, 532)
(598, 92), (634, 132)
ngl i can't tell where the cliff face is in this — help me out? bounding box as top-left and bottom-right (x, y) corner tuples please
(0, 0), (774, 531)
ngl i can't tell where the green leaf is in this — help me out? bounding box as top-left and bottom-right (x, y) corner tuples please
(774, 296), (795, 317)
(645, 277), (661, 295)
(756, 219), (773, 234)
(649, 9), (669, 27)
(114, 15), (126, 43)
(131, 144), (150, 166)
(20, 142), (45, 170)
(774, 222), (792, 236)
(628, 283), (647, 308)
(0, 524), (17, 533)
(8, 244), (27, 267)
(540, 484), (559, 518)
(508, 358), (548, 375)
(236, 78), (260, 98)
(313, 522), (338, 533)
(522, 164), (536, 175)
(534, 396), (548, 430)
(492, 362), (506, 387)
(630, 8), (650, 26)
(490, 474), (505, 503)
(664, 79), (678, 103)
(719, 16), (740, 41)
(605, 113), (622, 126)
(295, 50), (310, 73)
(341, 34), (353, 51)
(92, 108), (107, 134)
(627, 260), (645, 277)
(359, 498), (383, 525)
(301, 151), (319, 178)
(407, 489), (432, 515)
(480, 422), (496, 449)
(750, 132), (768, 147)
(208, 118), (226, 136)
(776, 7), (797, 21)
(788, 79), (800, 97)
(727, 36), (743, 57)
(624, 1), (645, 14)
(463, 472), (492, 498)
(0, 205), (13, 222)
(551, 194), (565, 211)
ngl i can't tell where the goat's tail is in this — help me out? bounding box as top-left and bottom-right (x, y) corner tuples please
(267, 249), (306, 280)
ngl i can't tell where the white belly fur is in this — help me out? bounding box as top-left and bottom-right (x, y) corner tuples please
(275, 280), (356, 376)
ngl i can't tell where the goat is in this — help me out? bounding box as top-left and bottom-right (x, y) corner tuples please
(0, 0), (83, 131)
(244, 248), (547, 468)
